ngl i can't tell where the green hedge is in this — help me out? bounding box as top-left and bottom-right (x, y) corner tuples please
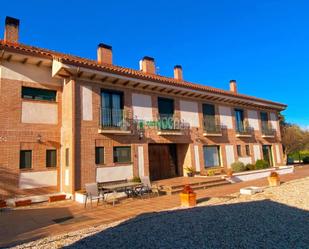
(289, 150), (309, 161)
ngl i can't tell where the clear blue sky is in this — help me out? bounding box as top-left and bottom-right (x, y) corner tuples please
(1, 0), (308, 128)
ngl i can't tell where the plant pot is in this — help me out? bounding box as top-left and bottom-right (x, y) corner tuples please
(48, 194), (66, 202)
(180, 192), (196, 207)
(268, 176), (280, 187)
(187, 172), (194, 177)
(0, 200), (7, 208)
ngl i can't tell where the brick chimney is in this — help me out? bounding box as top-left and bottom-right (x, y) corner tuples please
(139, 56), (156, 74)
(4, 16), (20, 43)
(97, 43), (112, 65)
(229, 80), (237, 93)
(174, 65), (183, 80)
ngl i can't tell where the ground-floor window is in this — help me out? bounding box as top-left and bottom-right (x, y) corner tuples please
(113, 146), (131, 163)
(237, 145), (242, 157)
(20, 150), (32, 169)
(95, 147), (105, 164)
(203, 146), (220, 168)
(46, 149), (57, 167)
(245, 145), (250, 156)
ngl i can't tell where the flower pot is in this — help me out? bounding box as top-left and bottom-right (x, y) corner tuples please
(179, 185), (196, 207)
(180, 192), (196, 207)
(0, 200), (7, 208)
(268, 176), (280, 187)
(15, 199), (32, 207)
(48, 194), (66, 202)
(187, 172), (194, 177)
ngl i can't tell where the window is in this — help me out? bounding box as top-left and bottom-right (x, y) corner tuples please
(101, 90), (124, 127)
(95, 147), (104, 164)
(113, 146), (131, 163)
(46, 150), (57, 167)
(22, 87), (56, 101)
(203, 146), (221, 168)
(235, 109), (244, 132)
(245, 145), (250, 156)
(65, 148), (69, 167)
(158, 97), (175, 130)
(203, 104), (216, 130)
(260, 112), (269, 130)
(237, 145), (242, 157)
(158, 97), (174, 116)
(20, 150), (32, 169)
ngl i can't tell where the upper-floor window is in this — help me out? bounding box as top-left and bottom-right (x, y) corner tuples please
(22, 87), (56, 102)
(158, 97), (174, 117)
(101, 90), (124, 128)
(245, 145), (250, 156)
(260, 112), (269, 130)
(235, 109), (245, 132)
(203, 103), (216, 129)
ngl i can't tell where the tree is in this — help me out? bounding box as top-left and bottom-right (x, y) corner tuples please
(281, 122), (308, 163)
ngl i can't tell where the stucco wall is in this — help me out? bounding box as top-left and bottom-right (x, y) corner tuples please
(96, 165), (133, 182)
(247, 110), (259, 130)
(21, 101), (58, 124)
(132, 93), (153, 121)
(225, 145), (235, 168)
(81, 85), (93, 121)
(179, 100), (199, 127)
(219, 106), (233, 129)
(19, 170), (57, 189)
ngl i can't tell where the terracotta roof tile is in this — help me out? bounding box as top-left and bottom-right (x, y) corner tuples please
(0, 40), (286, 109)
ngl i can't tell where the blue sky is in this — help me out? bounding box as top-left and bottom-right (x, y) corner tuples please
(1, 0), (308, 128)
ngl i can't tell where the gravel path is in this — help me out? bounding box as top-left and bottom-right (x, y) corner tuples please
(13, 177), (309, 249)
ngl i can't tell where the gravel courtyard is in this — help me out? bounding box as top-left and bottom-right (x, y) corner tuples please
(13, 177), (309, 249)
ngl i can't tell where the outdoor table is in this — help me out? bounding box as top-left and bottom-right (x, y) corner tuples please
(99, 182), (142, 206)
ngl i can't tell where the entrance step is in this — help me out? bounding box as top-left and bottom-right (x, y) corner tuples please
(157, 177), (231, 195)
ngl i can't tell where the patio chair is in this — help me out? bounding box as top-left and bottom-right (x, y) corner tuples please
(84, 183), (105, 208)
(135, 176), (161, 198)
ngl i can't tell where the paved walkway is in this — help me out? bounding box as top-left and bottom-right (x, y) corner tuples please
(1, 165), (309, 247)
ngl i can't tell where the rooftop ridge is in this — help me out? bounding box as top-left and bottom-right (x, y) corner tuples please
(0, 39), (286, 109)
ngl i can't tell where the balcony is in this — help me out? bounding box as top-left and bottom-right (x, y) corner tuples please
(157, 114), (184, 136)
(98, 108), (131, 134)
(203, 118), (222, 137)
(262, 126), (276, 138)
(236, 126), (253, 138)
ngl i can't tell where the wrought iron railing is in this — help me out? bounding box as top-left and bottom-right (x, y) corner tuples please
(99, 108), (129, 130)
(262, 125), (276, 137)
(236, 125), (253, 136)
(203, 118), (222, 135)
(157, 114), (182, 131)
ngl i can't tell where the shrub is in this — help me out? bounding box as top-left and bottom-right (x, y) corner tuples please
(207, 169), (215, 176)
(231, 161), (246, 172)
(302, 156), (309, 164)
(255, 159), (269, 170)
(131, 176), (141, 182)
(246, 163), (255, 171)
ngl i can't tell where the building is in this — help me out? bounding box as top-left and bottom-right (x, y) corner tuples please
(0, 17), (286, 198)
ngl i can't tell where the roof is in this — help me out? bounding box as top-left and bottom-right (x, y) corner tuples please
(0, 40), (287, 110)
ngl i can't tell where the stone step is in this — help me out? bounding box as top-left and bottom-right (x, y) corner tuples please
(165, 178), (226, 190)
(160, 179), (230, 195)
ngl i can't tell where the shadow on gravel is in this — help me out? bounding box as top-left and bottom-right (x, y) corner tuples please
(65, 200), (309, 249)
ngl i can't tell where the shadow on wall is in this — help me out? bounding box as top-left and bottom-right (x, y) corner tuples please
(0, 166), (20, 199)
(65, 200), (309, 249)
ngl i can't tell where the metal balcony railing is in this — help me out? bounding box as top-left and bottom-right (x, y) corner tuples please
(157, 114), (182, 131)
(99, 108), (129, 130)
(203, 118), (222, 135)
(236, 125), (253, 136)
(262, 125), (276, 137)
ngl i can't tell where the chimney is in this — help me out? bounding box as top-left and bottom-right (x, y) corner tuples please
(4, 16), (20, 43)
(229, 80), (237, 93)
(139, 56), (155, 74)
(97, 43), (112, 65)
(174, 65), (183, 80)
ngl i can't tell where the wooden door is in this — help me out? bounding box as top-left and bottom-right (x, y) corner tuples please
(149, 144), (173, 181)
